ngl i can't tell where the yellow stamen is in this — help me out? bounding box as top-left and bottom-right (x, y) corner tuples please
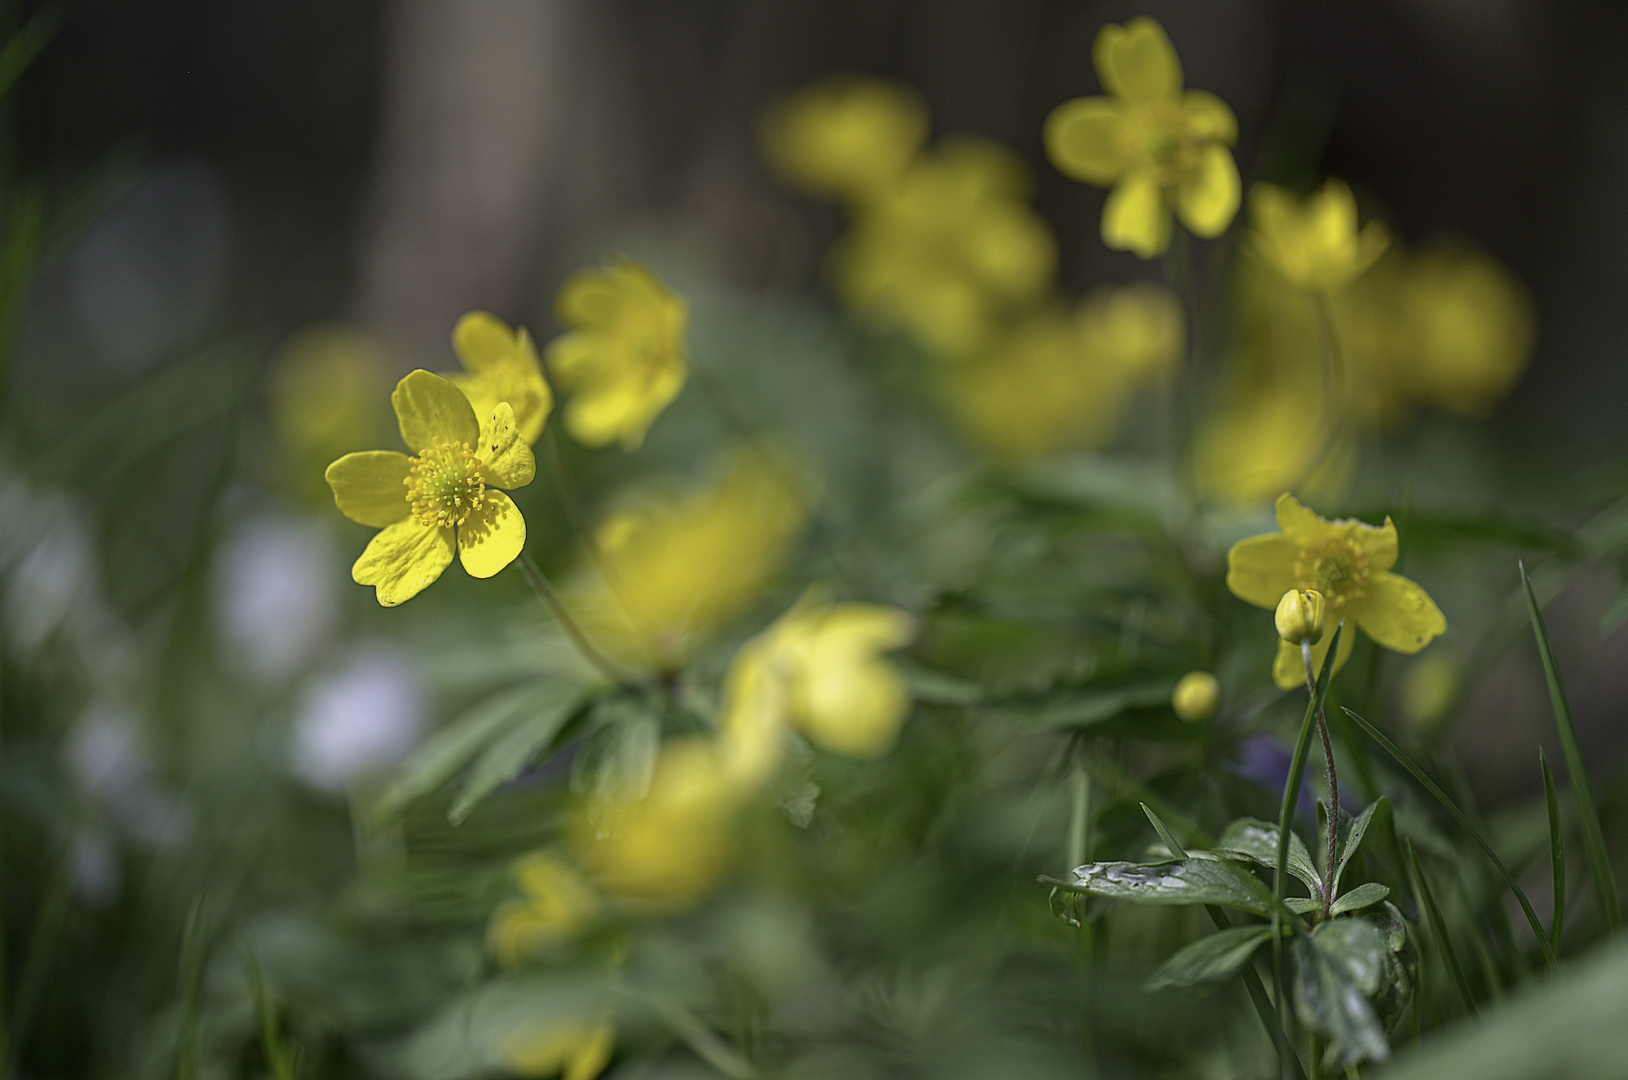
(405, 437), (486, 528)
(1293, 536), (1371, 608)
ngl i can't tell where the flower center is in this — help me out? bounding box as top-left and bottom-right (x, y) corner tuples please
(404, 438), (486, 528)
(1293, 537), (1370, 609)
(1121, 104), (1199, 185)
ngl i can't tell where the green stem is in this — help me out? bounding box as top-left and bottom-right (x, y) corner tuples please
(515, 551), (635, 687)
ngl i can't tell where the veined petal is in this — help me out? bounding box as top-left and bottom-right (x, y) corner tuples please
(453, 311), (534, 374)
(326, 450), (410, 528)
(1102, 174), (1170, 258)
(353, 517), (454, 606)
(1095, 17), (1182, 102)
(393, 369), (480, 453)
(1353, 572), (1446, 654)
(1272, 620), (1355, 691)
(479, 402), (537, 489)
(1043, 96), (1125, 185)
(1175, 143), (1240, 237)
(1181, 90), (1237, 144)
(458, 489), (526, 578)
(1226, 534), (1300, 609)
(1275, 492), (1330, 546)
(1358, 515), (1399, 572)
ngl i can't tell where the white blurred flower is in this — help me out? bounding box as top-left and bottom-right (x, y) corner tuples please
(215, 514), (340, 683)
(292, 645), (425, 791)
(4, 507), (96, 658)
(67, 700), (191, 846)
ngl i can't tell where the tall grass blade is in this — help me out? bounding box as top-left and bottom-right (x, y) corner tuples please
(1520, 561), (1620, 933)
(1406, 839), (1478, 1019)
(173, 898), (208, 1080)
(1341, 706), (1557, 968)
(1540, 748), (1566, 955)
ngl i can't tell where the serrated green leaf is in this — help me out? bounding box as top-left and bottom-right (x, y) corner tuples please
(1333, 799), (1385, 892)
(1330, 882), (1390, 916)
(448, 682), (592, 824)
(1293, 924), (1390, 1067)
(1048, 858), (1274, 916)
(1217, 818), (1322, 898)
(1146, 925), (1277, 990)
(570, 695), (662, 803)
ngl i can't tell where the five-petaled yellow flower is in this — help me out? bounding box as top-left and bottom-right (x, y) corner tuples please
(325, 370), (535, 606)
(720, 593), (915, 783)
(1249, 179), (1389, 292)
(1044, 17), (1240, 258)
(444, 311), (553, 445)
(1227, 493), (1445, 689)
(545, 260), (688, 450)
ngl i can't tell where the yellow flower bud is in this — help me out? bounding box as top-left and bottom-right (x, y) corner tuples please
(1171, 671), (1220, 723)
(1275, 589), (1326, 646)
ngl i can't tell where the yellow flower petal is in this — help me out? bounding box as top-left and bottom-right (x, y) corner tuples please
(785, 606), (915, 760)
(1357, 515), (1398, 572)
(1274, 492), (1328, 546)
(1181, 90), (1237, 144)
(452, 310), (532, 374)
(719, 642), (788, 785)
(479, 402), (536, 489)
(1272, 620), (1356, 690)
(457, 489), (525, 579)
(565, 1024), (614, 1080)
(1353, 572), (1446, 654)
(1175, 143), (1240, 237)
(1094, 17), (1182, 102)
(1225, 533), (1301, 609)
(1102, 173), (1170, 258)
(392, 369), (479, 454)
(325, 450), (410, 528)
(1043, 96), (1125, 184)
(352, 516), (454, 607)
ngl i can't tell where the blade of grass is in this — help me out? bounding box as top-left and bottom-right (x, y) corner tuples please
(173, 898), (208, 1080)
(1275, 621), (1342, 1080)
(1341, 707), (1557, 969)
(1540, 748), (1566, 956)
(245, 950), (298, 1080)
(1520, 562), (1620, 933)
(1141, 804), (1305, 1080)
(1405, 839), (1478, 1019)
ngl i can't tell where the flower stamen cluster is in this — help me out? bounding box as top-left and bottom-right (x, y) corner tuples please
(1294, 536), (1371, 608)
(405, 437), (486, 528)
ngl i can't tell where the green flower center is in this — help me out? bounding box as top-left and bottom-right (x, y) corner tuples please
(1121, 104), (1201, 185)
(1294, 537), (1370, 609)
(405, 438), (486, 528)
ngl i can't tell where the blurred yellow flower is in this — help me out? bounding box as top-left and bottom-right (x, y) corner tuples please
(500, 1018), (614, 1080)
(1044, 17), (1239, 258)
(834, 135), (1057, 359)
(760, 73), (928, 203)
(565, 450), (807, 673)
(721, 593), (915, 781)
(1400, 649), (1461, 729)
(268, 324), (393, 504)
(1171, 671), (1219, 722)
(942, 284), (1182, 459)
(572, 738), (739, 912)
(325, 371), (536, 606)
(545, 260), (688, 450)
(444, 311), (553, 446)
(1249, 179), (1388, 292)
(489, 850), (600, 966)
(1227, 493), (1445, 689)
(1191, 379), (1352, 505)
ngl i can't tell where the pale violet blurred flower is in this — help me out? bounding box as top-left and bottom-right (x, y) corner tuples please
(67, 700), (191, 847)
(215, 514), (340, 682)
(291, 646), (425, 791)
(4, 507), (97, 658)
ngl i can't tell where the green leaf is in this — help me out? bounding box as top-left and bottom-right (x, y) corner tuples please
(1146, 925), (1277, 990)
(1141, 801), (1189, 859)
(570, 695), (662, 803)
(1342, 706), (1557, 968)
(447, 682), (592, 824)
(1541, 748), (1565, 955)
(1021, 682), (1176, 729)
(1217, 818), (1322, 899)
(1333, 799), (1385, 893)
(1521, 562), (1621, 934)
(1293, 921), (1390, 1067)
(1286, 897), (1323, 915)
(1045, 858), (1274, 917)
(895, 660), (983, 705)
(1330, 882), (1391, 916)
(1406, 838), (1477, 1019)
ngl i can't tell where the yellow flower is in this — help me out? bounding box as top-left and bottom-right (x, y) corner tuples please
(1191, 380), (1353, 505)
(1249, 179), (1389, 292)
(267, 324), (393, 504)
(834, 135), (1057, 359)
(545, 260), (688, 450)
(1227, 493), (1446, 690)
(1171, 671), (1219, 723)
(941, 284), (1182, 459)
(444, 311), (553, 445)
(325, 371), (536, 606)
(488, 851), (600, 967)
(1044, 17), (1240, 258)
(760, 74), (928, 203)
(572, 739), (739, 912)
(721, 594), (915, 782)
(565, 450), (807, 672)
(500, 1018), (614, 1080)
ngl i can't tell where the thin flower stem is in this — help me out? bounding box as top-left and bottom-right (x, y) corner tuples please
(515, 550), (635, 687)
(1302, 641), (1341, 907)
(1291, 290), (1351, 493)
